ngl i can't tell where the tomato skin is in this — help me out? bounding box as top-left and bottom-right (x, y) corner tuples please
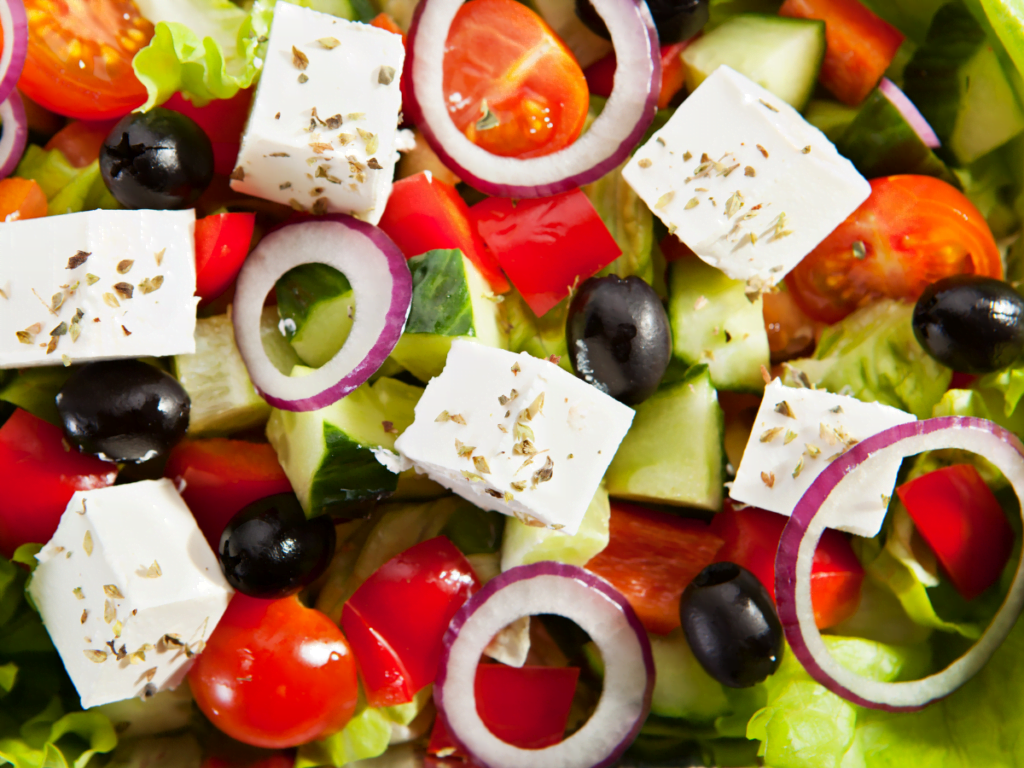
(786, 176), (1003, 324)
(0, 178), (48, 222)
(896, 464), (1013, 601)
(44, 120), (118, 168)
(0, 409), (118, 558)
(189, 595), (359, 749)
(19, 0), (154, 120)
(194, 213), (256, 304)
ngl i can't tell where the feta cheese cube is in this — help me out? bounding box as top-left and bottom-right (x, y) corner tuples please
(230, 3), (405, 224)
(393, 340), (634, 535)
(729, 380), (916, 536)
(0, 209), (197, 369)
(28, 480), (233, 709)
(622, 65), (870, 289)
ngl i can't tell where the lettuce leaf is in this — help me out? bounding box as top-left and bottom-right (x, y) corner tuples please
(583, 162), (654, 284)
(980, 0), (1024, 87)
(294, 702), (391, 768)
(14, 146), (120, 215)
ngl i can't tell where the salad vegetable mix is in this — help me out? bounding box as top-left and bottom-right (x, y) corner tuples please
(4, 0), (1024, 765)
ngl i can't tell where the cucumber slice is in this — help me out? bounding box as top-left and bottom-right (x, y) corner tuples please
(682, 14), (826, 111)
(903, 2), (1024, 165)
(173, 314), (271, 436)
(276, 263), (356, 368)
(803, 99), (860, 142)
(605, 366), (724, 509)
(668, 257), (769, 393)
(266, 374), (423, 518)
(649, 631), (730, 720)
(260, 305), (304, 374)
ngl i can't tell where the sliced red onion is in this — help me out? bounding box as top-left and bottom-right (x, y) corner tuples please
(0, 91), (27, 181)
(0, 0), (27, 107)
(776, 416), (1024, 712)
(435, 562), (653, 768)
(405, 0), (660, 198)
(879, 77), (940, 149)
(232, 215), (411, 411)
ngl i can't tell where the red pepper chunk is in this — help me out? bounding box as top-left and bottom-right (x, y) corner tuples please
(165, 89), (254, 177)
(341, 536), (480, 707)
(194, 212), (256, 305)
(896, 464), (1013, 601)
(0, 409), (117, 558)
(470, 189), (621, 316)
(585, 41), (691, 110)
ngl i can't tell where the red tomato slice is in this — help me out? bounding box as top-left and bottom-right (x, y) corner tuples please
(786, 175), (1003, 324)
(0, 178), (48, 223)
(896, 464), (1014, 601)
(0, 409), (117, 558)
(584, 502), (724, 635)
(443, 0), (588, 158)
(194, 212), (256, 305)
(44, 120), (118, 168)
(18, 0), (154, 120)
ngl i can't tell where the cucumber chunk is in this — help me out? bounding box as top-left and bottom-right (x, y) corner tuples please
(668, 257), (769, 393)
(650, 630), (730, 720)
(276, 263), (356, 368)
(682, 14), (826, 111)
(606, 366), (724, 509)
(803, 99), (860, 142)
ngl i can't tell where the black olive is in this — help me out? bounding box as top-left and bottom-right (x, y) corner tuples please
(576, 0), (708, 44)
(566, 275), (671, 404)
(100, 108), (214, 210)
(55, 360), (190, 464)
(913, 275), (1024, 374)
(218, 494), (336, 599)
(679, 562), (783, 688)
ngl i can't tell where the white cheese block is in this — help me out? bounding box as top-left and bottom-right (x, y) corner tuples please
(230, 3), (405, 224)
(29, 479), (233, 709)
(393, 340), (635, 535)
(729, 380), (916, 536)
(622, 65), (870, 290)
(0, 209), (197, 369)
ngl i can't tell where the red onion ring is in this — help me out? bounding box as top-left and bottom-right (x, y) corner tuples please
(879, 77), (940, 149)
(0, 90), (27, 181)
(405, 0), (660, 198)
(776, 416), (1024, 711)
(0, 0), (28, 107)
(435, 562), (654, 768)
(232, 215), (412, 412)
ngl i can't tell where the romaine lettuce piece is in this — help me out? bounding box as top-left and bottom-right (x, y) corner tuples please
(583, 162), (654, 284)
(295, 703), (391, 768)
(14, 146), (119, 215)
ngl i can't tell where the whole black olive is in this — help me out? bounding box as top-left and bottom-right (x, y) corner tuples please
(576, 0), (709, 44)
(566, 275), (671, 404)
(100, 108), (214, 210)
(219, 493), (336, 599)
(55, 360), (190, 464)
(679, 562), (783, 688)
(912, 275), (1024, 373)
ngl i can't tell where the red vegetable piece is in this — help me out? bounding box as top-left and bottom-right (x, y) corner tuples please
(585, 41), (691, 110)
(585, 502), (724, 635)
(779, 0), (904, 106)
(0, 409), (117, 558)
(378, 173), (508, 293)
(44, 120), (118, 168)
(194, 212), (256, 305)
(710, 501), (864, 628)
(369, 12), (406, 41)
(341, 536), (480, 707)
(470, 189), (621, 316)
(165, 89), (254, 177)
(201, 755), (294, 768)
(164, 439), (293, 550)
(896, 464), (1014, 601)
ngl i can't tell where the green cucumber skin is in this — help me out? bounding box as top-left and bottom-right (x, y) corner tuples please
(405, 249), (475, 336)
(309, 422), (399, 514)
(275, 263), (353, 336)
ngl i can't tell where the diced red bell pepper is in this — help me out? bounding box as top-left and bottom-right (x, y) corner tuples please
(779, 0), (904, 106)
(165, 89), (254, 177)
(341, 536), (480, 707)
(896, 464), (1013, 601)
(584, 41), (691, 110)
(0, 409), (118, 558)
(585, 502), (724, 634)
(470, 190), (621, 317)
(44, 120), (119, 168)
(429, 664), (580, 755)
(164, 439), (293, 550)
(710, 501), (864, 628)
(201, 756), (293, 768)
(377, 173), (508, 293)
(194, 212), (256, 305)
(369, 12), (406, 41)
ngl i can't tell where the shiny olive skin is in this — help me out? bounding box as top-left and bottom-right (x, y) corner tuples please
(576, 0), (708, 44)
(219, 494), (336, 599)
(566, 275), (671, 405)
(100, 108), (214, 210)
(912, 275), (1024, 374)
(56, 360), (190, 464)
(680, 562), (783, 688)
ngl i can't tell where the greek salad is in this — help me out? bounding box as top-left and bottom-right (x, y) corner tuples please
(1, 0), (1024, 766)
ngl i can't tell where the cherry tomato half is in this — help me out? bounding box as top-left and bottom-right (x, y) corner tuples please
(189, 595), (359, 749)
(786, 175), (1002, 324)
(18, 0), (154, 120)
(443, 0), (589, 158)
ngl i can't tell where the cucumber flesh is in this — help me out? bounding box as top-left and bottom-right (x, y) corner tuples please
(649, 631), (730, 720)
(275, 263), (355, 368)
(803, 99), (860, 143)
(682, 14), (826, 111)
